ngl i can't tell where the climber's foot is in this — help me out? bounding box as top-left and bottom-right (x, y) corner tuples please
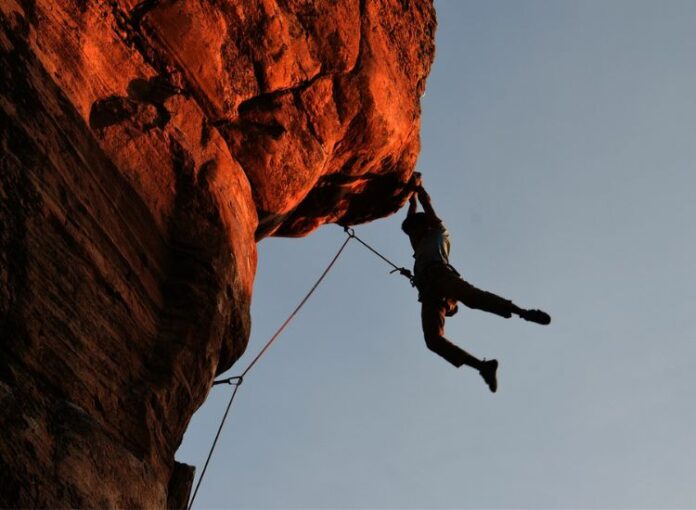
(479, 359), (498, 393)
(518, 308), (551, 325)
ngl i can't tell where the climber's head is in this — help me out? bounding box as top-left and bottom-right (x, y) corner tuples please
(401, 212), (428, 238)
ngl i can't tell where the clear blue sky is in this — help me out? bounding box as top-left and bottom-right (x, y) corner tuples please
(178, 1), (696, 507)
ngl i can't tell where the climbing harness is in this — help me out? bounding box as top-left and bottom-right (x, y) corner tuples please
(188, 225), (411, 510)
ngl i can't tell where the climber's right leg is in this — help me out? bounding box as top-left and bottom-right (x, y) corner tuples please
(420, 299), (482, 369)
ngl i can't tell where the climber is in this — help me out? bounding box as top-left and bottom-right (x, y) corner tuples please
(402, 173), (551, 393)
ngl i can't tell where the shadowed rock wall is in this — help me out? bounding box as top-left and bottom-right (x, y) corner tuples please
(0, 0), (435, 506)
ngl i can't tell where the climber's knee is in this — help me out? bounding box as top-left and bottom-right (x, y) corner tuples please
(424, 330), (451, 354)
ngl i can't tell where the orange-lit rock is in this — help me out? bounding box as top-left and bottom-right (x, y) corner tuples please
(0, 0), (435, 506)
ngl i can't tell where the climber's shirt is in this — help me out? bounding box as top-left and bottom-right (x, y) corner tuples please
(413, 222), (451, 285)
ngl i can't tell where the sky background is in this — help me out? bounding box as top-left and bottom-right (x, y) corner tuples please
(178, 1), (696, 507)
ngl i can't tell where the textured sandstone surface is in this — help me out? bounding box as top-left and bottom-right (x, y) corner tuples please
(0, 0), (435, 507)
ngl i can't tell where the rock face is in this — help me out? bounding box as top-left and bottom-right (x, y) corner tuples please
(0, 0), (435, 507)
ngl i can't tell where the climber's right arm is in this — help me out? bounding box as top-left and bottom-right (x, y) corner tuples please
(417, 186), (442, 226)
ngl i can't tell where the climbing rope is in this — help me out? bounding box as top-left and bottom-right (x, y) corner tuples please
(188, 234), (351, 509)
(188, 226), (411, 509)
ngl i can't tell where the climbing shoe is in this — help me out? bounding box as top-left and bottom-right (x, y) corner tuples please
(479, 359), (498, 393)
(519, 309), (551, 325)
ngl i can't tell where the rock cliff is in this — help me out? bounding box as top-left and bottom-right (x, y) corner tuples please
(0, 0), (435, 507)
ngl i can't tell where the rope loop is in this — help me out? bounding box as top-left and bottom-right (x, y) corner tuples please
(212, 376), (243, 387)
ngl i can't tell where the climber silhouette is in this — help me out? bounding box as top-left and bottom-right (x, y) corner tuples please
(402, 173), (550, 392)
